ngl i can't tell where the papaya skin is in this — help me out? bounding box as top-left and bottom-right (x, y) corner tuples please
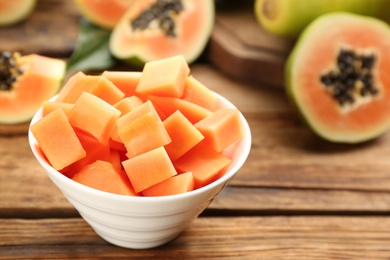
(285, 13), (390, 143)
(0, 0), (36, 27)
(254, 0), (390, 38)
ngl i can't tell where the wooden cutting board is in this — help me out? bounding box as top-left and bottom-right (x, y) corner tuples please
(209, 0), (295, 88)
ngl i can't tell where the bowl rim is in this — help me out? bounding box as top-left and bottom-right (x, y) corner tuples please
(28, 91), (252, 203)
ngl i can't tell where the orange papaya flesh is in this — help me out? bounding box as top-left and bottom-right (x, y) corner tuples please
(122, 146), (178, 193)
(72, 160), (137, 196)
(286, 13), (390, 143)
(73, 0), (134, 29)
(116, 100), (171, 158)
(148, 95), (212, 124)
(109, 0), (215, 64)
(56, 73), (124, 105)
(142, 172), (195, 196)
(0, 52), (66, 124)
(182, 75), (218, 112)
(110, 95), (144, 143)
(69, 92), (121, 144)
(136, 55), (190, 97)
(195, 109), (245, 153)
(102, 70), (142, 98)
(30, 108), (86, 171)
(163, 110), (204, 161)
(32, 55), (246, 196)
(42, 101), (74, 118)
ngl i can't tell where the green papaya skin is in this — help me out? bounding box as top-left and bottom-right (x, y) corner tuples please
(254, 0), (390, 38)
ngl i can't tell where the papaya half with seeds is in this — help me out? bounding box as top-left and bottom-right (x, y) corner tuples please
(285, 13), (390, 143)
(0, 0), (36, 26)
(0, 51), (66, 125)
(254, 0), (390, 38)
(109, 0), (214, 65)
(73, 0), (134, 29)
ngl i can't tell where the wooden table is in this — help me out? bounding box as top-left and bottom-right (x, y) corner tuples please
(2, 1), (390, 259)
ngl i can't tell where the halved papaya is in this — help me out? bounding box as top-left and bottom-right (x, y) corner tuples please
(0, 0), (36, 26)
(73, 0), (134, 29)
(286, 13), (390, 143)
(0, 52), (66, 125)
(109, 0), (214, 65)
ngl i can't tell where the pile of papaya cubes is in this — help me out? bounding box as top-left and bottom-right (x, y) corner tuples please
(30, 55), (244, 197)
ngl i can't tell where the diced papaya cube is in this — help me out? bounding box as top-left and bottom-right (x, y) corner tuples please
(163, 110), (204, 161)
(195, 109), (245, 152)
(116, 101), (171, 158)
(102, 71), (142, 98)
(174, 142), (232, 189)
(122, 147), (177, 193)
(142, 172), (195, 196)
(56, 71), (86, 103)
(42, 101), (74, 117)
(72, 160), (137, 196)
(88, 76), (125, 105)
(149, 96), (212, 124)
(111, 96), (144, 143)
(56, 72), (124, 105)
(61, 132), (111, 178)
(30, 108), (86, 171)
(113, 96), (143, 115)
(136, 55), (190, 97)
(182, 76), (218, 111)
(69, 92), (121, 144)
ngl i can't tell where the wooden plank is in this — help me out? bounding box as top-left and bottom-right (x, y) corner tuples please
(209, 0), (294, 87)
(1, 217), (390, 259)
(0, 0), (79, 56)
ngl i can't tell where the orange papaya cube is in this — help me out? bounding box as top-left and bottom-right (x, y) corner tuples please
(56, 71), (86, 103)
(142, 172), (195, 196)
(72, 160), (137, 196)
(163, 110), (204, 161)
(61, 132), (111, 178)
(30, 108), (86, 171)
(116, 100), (171, 158)
(111, 96), (144, 143)
(42, 101), (74, 117)
(69, 92), (121, 144)
(194, 109), (245, 152)
(136, 55), (190, 98)
(122, 147), (178, 193)
(102, 71), (142, 98)
(182, 76), (218, 111)
(56, 72), (124, 105)
(174, 142), (232, 189)
(113, 96), (143, 115)
(149, 95), (212, 124)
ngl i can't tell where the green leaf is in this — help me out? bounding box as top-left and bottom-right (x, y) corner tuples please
(66, 19), (117, 72)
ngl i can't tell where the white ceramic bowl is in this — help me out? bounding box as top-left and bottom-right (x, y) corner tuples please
(28, 92), (251, 249)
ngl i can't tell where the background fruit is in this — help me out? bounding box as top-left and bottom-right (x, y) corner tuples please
(73, 0), (134, 29)
(285, 13), (390, 143)
(0, 0), (36, 26)
(109, 0), (214, 65)
(254, 0), (390, 37)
